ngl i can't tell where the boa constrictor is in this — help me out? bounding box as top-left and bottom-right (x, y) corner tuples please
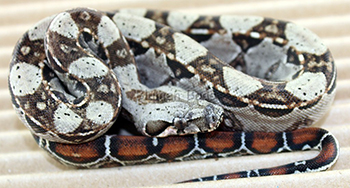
(8, 8), (338, 183)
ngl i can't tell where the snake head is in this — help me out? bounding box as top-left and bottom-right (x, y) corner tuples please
(142, 102), (224, 137)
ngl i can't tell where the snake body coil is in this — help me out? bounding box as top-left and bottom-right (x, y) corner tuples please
(8, 8), (338, 183)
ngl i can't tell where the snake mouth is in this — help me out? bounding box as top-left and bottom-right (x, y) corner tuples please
(144, 118), (212, 137)
(145, 120), (172, 137)
(144, 104), (223, 137)
(145, 119), (202, 137)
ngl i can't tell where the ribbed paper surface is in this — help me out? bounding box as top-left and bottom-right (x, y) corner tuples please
(0, 0), (349, 187)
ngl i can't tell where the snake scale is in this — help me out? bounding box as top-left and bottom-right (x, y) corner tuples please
(8, 8), (338, 183)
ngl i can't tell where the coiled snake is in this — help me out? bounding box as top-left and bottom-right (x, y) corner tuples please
(8, 8), (338, 183)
